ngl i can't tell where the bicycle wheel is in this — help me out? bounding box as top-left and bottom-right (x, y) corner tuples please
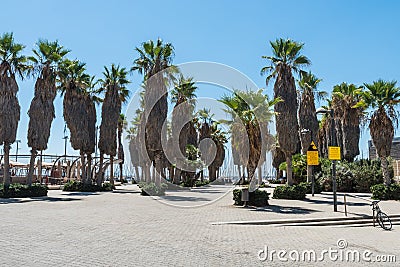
(377, 212), (392, 230)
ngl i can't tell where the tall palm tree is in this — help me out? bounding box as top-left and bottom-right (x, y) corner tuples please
(59, 59), (98, 185)
(261, 38), (311, 185)
(98, 64), (130, 186)
(170, 75), (197, 184)
(131, 39), (175, 183)
(331, 83), (364, 162)
(220, 89), (278, 184)
(356, 80), (400, 185)
(297, 71), (324, 154)
(117, 113), (128, 182)
(26, 40), (69, 185)
(0, 32), (27, 190)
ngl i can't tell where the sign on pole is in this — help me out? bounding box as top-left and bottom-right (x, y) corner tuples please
(307, 141), (319, 166)
(328, 146), (341, 160)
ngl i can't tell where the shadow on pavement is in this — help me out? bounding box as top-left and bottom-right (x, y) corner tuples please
(159, 195), (210, 202)
(247, 204), (319, 214)
(304, 198), (369, 207)
(61, 192), (100, 196)
(0, 196), (83, 204)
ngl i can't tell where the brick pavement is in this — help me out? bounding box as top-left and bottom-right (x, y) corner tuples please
(0, 184), (399, 266)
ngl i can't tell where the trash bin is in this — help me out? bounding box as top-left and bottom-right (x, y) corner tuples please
(241, 188), (249, 202)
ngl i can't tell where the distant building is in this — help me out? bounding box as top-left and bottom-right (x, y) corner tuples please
(368, 137), (400, 160)
(369, 137), (400, 182)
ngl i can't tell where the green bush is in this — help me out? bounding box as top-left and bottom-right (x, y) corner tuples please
(194, 180), (210, 187)
(0, 183), (48, 198)
(233, 188), (269, 207)
(63, 181), (114, 192)
(273, 183), (308, 200)
(370, 183), (400, 200)
(140, 182), (167, 196)
(317, 159), (387, 193)
(301, 181), (323, 194)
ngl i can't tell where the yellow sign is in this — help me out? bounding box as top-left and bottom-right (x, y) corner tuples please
(309, 141), (317, 151)
(328, 146), (341, 160)
(307, 151), (319, 165)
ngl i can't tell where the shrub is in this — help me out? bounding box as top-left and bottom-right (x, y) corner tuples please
(0, 183), (48, 198)
(140, 182), (167, 196)
(63, 181), (114, 192)
(233, 188), (269, 207)
(370, 183), (400, 200)
(194, 180), (210, 187)
(258, 182), (270, 188)
(317, 159), (389, 193)
(301, 181), (323, 194)
(273, 184), (307, 200)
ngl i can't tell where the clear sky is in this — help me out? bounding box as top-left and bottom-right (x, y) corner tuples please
(2, 0), (400, 162)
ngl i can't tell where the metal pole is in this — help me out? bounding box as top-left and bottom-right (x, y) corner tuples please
(330, 109), (338, 212)
(15, 140), (20, 161)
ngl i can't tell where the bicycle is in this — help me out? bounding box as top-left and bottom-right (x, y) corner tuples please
(370, 200), (392, 230)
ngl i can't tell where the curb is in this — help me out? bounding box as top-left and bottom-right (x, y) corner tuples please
(211, 214), (400, 226)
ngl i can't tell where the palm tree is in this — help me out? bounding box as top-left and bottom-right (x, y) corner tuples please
(0, 33), (27, 190)
(117, 113), (128, 182)
(356, 80), (400, 186)
(331, 83), (364, 162)
(26, 40), (69, 185)
(131, 39), (175, 183)
(297, 71), (324, 154)
(59, 59), (98, 185)
(170, 75), (197, 184)
(261, 38), (311, 185)
(220, 89), (278, 185)
(97, 64), (130, 186)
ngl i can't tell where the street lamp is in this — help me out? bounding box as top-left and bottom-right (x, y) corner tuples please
(15, 139), (21, 161)
(316, 107), (338, 212)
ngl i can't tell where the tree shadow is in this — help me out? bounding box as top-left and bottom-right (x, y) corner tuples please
(61, 192), (100, 196)
(247, 204), (320, 214)
(0, 196), (83, 204)
(159, 195), (210, 202)
(304, 198), (370, 207)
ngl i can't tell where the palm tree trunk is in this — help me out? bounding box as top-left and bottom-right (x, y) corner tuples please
(144, 163), (150, 183)
(134, 166), (140, 183)
(174, 168), (181, 184)
(38, 151), (43, 183)
(97, 153), (104, 186)
(238, 165), (242, 185)
(381, 156), (391, 186)
(119, 162), (123, 182)
(86, 153), (92, 185)
(80, 152), (86, 183)
(3, 143), (11, 190)
(258, 167), (262, 185)
(286, 154), (293, 186)
(110, 155), (114, 186)
(27, 149), (37, 186)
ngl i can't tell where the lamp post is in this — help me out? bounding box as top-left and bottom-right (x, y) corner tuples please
(63, 135), (68, 159)
(316, 107), (338, 212)
(15, 139), (21, 161)
(95, 125), (99, 157)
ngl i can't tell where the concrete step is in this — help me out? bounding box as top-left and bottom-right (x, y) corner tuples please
(212, 214), (400, 226)
(279, 217), (400, 227)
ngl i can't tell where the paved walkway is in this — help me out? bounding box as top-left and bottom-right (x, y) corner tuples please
(0, 184), (399, 266)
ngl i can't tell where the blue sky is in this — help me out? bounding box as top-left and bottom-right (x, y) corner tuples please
(2, 0), (400, 161)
